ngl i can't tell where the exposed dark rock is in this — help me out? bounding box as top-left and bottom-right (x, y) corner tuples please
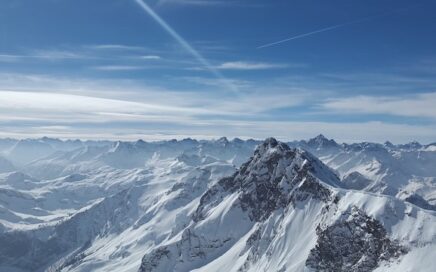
(195, 138), (338, 222)
(405, 194), (436, 211)
(139, 247), (171, 272)
(342, 171), (373, 190)
(139, 228), (233, 272)
(306, 207), (407, 272)
(307, 134), (339, 149)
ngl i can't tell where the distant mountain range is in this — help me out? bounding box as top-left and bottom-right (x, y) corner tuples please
(0, 136), (435, 271)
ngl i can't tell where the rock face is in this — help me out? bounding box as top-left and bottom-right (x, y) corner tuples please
(405, 194), (436, 211)
(195, 138), (340, 222)
(307, 134), (339, 150)
(140, 138), (343, 272)
(306, 207), (407, 272)
(342, 171), (373, 190)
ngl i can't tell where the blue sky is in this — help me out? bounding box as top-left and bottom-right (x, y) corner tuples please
(1, 0), (436, 143)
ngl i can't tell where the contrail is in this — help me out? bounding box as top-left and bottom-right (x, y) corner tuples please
(257, 22), (353, 49)
(257, 7), (412, 49)
(134, 0), (237, 92)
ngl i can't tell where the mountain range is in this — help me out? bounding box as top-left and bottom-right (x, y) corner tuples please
(0, 136), (435, 271)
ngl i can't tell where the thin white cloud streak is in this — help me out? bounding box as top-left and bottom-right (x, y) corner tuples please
(0, 91), (225, 124)
(158, 0), (227, 6)
(323, 93), (436, 119)
(141, 55), (161, 60)
(0, 73), (202, 105)
(258, 23), (352, 49)
(257, 8), (407, 49)
(216, 61), (288, 70)
(0, 50), (89, 62)
(181, 76), (251, 89)
(86, 44), (146, 51)
(0, 54), (25, 62)
(156, 0), (260, 7)
(134, 0), (238, 92)
(213, 93), (307, 113)
(31, 49), (88, 60)
(92, 65), (146, 71)
(0, 46), (162, 63)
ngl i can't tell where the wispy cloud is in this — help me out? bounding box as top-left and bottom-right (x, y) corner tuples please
(322, 93), (436, 119)
(140, 55), (161, 60)
(0, 90), (222, 124)
(0, 50), (90, 62)
(258, 23), (355, 49)
(0, 72), (310, 124)
(86, 44), (147, 51)
(0, 46), (157, 63)
(31, 49), (88, 60)
(134, 0), (238, 92)
(0, 54), (23, 62)
(257, 7), (409, 49)
(181, 76), (250, 89)
(91, 65), (146, 71)
(158, 0), (228, 6)
(156, 0), (261, 7)
(216, 61), (288, 70)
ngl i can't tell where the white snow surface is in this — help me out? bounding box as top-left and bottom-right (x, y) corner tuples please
(0, 137), (434, 272)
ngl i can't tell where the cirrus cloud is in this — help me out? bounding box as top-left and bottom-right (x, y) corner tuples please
(323, 92), (436, 119)
(216, 61), (288, 70)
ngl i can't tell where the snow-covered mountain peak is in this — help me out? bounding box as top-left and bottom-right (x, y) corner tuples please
(248, 138), (341, 188)
(309, 133), (328, 141)
(195, 138), (340, 222)
(384, 141), (395, 149)
(255, 137), (288, 154)
(134, 139), (148, 148)
(231, 137), (244, 144)
(111, 140), (134, 152)
(215, 136), (230, 146)
(307, 134), (338, 149)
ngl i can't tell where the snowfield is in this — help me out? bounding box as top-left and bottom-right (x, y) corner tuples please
(0, 136), (435, 272)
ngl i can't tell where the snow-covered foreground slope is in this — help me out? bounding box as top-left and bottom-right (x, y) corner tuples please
(0, 157), (236, 271)
(0, 137), (435, 271)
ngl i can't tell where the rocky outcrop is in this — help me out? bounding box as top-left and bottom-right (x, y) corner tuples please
(342, 171), (373, 190)
(139, 138), (344, 271)
(405, 194), (436, 211)
(195, 138), (340, 222)
(306, 207), (407, 272)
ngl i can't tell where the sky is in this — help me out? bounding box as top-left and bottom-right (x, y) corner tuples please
(1, 0), (436, 143)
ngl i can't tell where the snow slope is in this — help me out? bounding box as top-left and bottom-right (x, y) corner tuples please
(138, 138), (436, 272)
(0, 156), (15, 173)
(0, 137), (434, 271)
(293, 135), (436, 209)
